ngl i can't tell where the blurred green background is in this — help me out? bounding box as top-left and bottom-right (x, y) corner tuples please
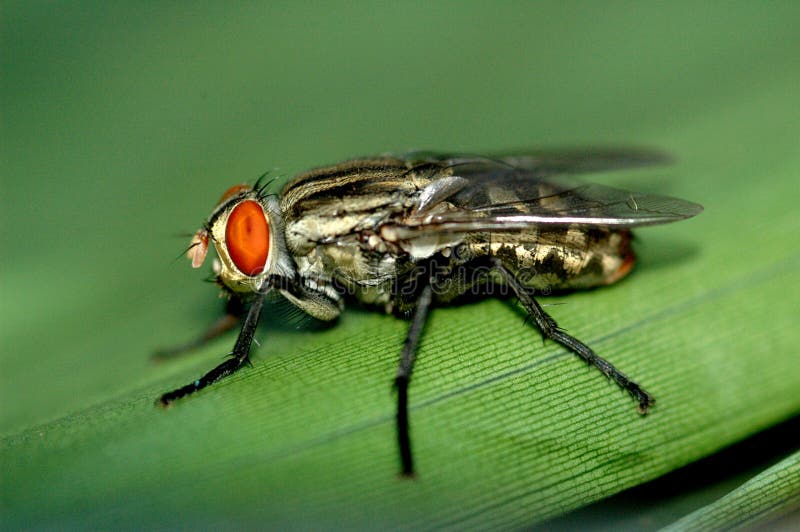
(2, 2), (799, 529)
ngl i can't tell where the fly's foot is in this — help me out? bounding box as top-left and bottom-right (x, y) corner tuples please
(632, 386), (655, 415)
(157, 382), (198, 408)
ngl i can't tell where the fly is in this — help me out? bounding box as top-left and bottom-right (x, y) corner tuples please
(156, 149), (703, 476)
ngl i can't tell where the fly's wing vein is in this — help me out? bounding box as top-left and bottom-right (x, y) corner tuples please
(396, 152), (702, 234)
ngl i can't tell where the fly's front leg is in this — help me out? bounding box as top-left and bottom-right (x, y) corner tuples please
(494, 260), (655, 414)
(158, 293), (265, 406)
(394, 283), (434, 477)
(152, 299), (245, 361)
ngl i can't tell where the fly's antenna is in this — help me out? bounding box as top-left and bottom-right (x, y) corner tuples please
(170, 232), (201, 264)
(172, 242), (197, 264)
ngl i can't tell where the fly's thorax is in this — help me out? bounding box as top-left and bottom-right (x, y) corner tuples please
(189, 189), (296, 294)
(279, 157), (449, 256)
(295, 237), (401, 298)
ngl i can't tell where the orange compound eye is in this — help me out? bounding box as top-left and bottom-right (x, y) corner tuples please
(225, 200), (270, 276)
(217, 184), (252, 205)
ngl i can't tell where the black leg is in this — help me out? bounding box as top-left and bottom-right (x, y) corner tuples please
(158, 293), (265, 407)
(494, 261), (655, 414)
(394, 283), (434, 477)
(152, 303), (243, 361)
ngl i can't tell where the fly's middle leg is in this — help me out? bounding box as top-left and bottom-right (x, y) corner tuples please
(393, 283), (434, 477)
(493, 259), (655, 414)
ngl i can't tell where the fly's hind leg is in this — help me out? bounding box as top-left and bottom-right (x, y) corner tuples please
(152, 298), (245, 361)
(493, 260), (655, 414)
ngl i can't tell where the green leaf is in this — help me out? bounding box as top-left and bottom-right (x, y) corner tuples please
(2, 3), (799, 529)
(663, 450), (800, 531)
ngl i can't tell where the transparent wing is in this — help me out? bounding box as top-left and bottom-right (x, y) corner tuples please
(405, 147), (672, 178)
(396, 151), (703, 235)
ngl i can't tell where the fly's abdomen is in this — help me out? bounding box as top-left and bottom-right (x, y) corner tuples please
(467, 227), (635, 292)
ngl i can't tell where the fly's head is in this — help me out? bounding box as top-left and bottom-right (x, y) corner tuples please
(187, 183), (292, 295)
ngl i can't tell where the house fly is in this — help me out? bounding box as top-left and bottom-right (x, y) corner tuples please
(157, 150), (703, 476)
